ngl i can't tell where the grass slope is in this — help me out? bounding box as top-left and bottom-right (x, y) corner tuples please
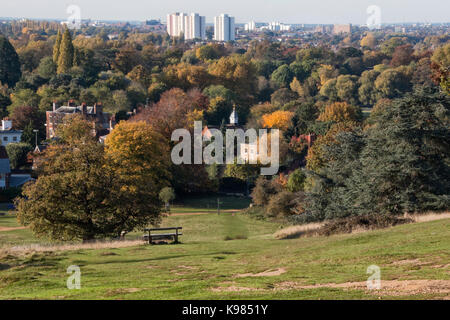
(0, 203), (449, 300)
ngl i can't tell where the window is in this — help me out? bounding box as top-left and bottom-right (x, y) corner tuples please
(3, 137), (7, 142)
(13, 136), (17, 142)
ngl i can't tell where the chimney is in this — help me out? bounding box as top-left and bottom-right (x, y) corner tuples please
(81, 102), (87, 115)
(2, 118), (12, 131)
(94, 102), (103, 115)
(68, 99), (75, 107)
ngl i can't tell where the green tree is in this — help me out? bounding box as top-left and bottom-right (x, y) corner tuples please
(21, 121), (35, 146)
(355, 89), (450, 215)
(57, 28), (74, 74)
(287, 169), (307, 192)
(159, 187), (175, 212)
(37, 56), (57, 79)
(6, 143), (33, 169)
(0, 35), (21, 87)
(53, 30), (62, 63)
(271, 64), (293, 88)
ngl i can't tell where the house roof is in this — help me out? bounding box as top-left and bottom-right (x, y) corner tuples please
(0, 159), (10, 174)
(9, 174), (33, 187)
(0, 130), (22, 134)
(54, 106), (97, 114)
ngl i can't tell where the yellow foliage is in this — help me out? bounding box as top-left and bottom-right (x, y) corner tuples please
(105, 121), (170, 180)
(262, 110), (294, 131)
(290, 77), (305, 96)
(361, 32), (377, 48)
(317, 65), (337, 87)
(318, 102), (359, 123)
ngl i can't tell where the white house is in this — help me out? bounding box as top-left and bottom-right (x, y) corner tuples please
(0, 119), (22, 147)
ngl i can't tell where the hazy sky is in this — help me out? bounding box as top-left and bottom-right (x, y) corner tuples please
(1, 0), (449, 24)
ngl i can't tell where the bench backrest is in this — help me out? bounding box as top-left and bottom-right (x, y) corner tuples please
(145, 227), (182, 232)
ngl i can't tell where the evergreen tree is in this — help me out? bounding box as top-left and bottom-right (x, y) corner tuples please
(21, 121), (35, 146)
(52, 30), (62, 63)
(57, 28), (74, 74)
(305, 89), (450, 221)
(355, 89), (450, 215)
(0, 35), (21, 87)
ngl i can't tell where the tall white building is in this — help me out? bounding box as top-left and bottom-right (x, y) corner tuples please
(185, 13), (206, 40)
(268, 22), (292, 32)
(245, 21), (256, 32)
(214, 14), (235, 41)
(167, 13), (206, 40)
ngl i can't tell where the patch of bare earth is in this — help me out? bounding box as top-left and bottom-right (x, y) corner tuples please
(277, 280), (450, 296)
(211, 286), (260, 292)
(235, 268), (286, 278)
(105, 288), (143, 296)
(212, 280), (450, 297)
(391, 259), (430, 266)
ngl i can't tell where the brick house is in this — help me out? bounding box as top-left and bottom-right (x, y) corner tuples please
(46, 100), (115, 140)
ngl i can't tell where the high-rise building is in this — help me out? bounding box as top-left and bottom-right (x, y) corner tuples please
(245, 21), (256, 32)
(268, 21), (291, 32)
(185, 13), (206, 40)
(214, 14), (235, 41)
(167, 13), (206, 40)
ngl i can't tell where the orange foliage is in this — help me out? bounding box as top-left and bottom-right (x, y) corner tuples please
(261, 110), (294, 131)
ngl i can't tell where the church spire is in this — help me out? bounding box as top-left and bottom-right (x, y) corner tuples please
(229, 104), (238, 125)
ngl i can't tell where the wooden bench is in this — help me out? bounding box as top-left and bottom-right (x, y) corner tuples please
(143, 227), (182, 244)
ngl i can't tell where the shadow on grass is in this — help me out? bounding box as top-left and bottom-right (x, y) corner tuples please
(85, 250), (239, 266)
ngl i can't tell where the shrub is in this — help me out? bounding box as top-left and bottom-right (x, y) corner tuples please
(317, 215), (413, 236)
(265, 191), (297, 218)
(251, 176), (282, 207)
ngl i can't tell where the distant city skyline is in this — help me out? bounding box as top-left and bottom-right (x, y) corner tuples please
(1, 0), (449, 24)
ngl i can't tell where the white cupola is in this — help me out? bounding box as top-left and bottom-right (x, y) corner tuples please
(229, 105), (238, 125)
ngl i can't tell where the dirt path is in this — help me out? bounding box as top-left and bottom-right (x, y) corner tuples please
(0, 226), (27, 232)
(171, 210), (239, 216)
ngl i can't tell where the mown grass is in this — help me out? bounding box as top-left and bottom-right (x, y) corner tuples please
(0, 200), (449, 300)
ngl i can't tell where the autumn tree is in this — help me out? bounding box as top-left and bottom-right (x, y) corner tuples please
(16, 118), (171, 241)
(390, 44), (415, 67)
(318, 102), (361, 123)
(431, 43), (450, 95)
(375, 68), (412, 99)
(208, 55), (257, 97)
(133, 88), (208, 139)
(360, 33), (377, 49)
(163, 62), (211, 90)
(262, 110), (294, 131)
(306, 121), (358, 172)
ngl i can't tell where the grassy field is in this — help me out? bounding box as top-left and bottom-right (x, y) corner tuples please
(0, 198), (449, 300)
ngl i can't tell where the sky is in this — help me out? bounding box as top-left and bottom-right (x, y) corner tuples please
(1, 0), (449, 24)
